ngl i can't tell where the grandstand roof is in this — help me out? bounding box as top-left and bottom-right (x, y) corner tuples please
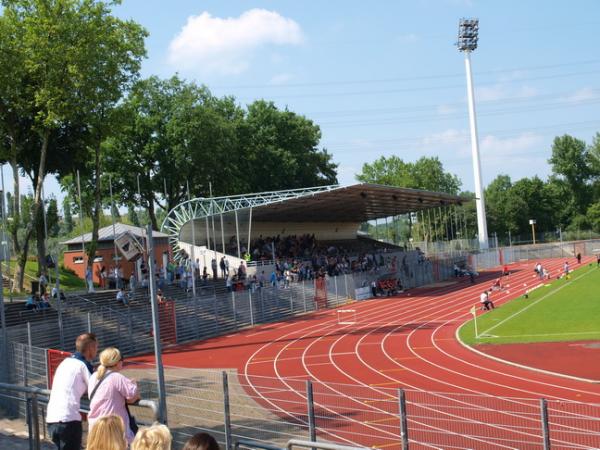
(250, 183), (463, 222)
(62, 223), (169, 245)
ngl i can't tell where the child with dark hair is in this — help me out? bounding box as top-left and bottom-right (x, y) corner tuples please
(183, 433), (220, 450)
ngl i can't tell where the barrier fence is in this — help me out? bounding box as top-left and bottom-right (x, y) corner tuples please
(2, 342), (599, 450)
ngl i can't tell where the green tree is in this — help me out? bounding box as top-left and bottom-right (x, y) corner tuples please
(549, 135), (594, 215)
(1, 0), (146, 289)
(356, 155), (461, 194)
(46, 197), (60, 237)
(62, 196), (74, 234)
(128, 203), (140, 228)
(239, 100), (338, 192)
(586, 202), (600, 233)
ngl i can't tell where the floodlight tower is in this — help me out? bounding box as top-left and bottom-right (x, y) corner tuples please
(457, 18), (489, 250)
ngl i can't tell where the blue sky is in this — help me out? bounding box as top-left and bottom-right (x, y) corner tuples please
(12, 0), (600, 204)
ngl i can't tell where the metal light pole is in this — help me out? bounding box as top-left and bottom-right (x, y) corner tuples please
(458, 18), (489, 250)
(146, 224), (168, 424)
(530, 219), (537, 245)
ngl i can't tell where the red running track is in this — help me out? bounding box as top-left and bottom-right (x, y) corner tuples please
(133, 257), (600, 450)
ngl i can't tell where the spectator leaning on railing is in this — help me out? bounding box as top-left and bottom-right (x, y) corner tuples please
(88, 347), (140, 444)
(46, 333), (98, 450)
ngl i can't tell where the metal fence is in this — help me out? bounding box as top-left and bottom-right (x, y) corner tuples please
(468, 239), (600, 272)
(1, 251), (459, 356)
(4, 342), (600, 449)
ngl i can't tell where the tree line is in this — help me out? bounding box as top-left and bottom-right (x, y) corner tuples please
(0, 0), (337, 290)
(356, 134), (600, 242)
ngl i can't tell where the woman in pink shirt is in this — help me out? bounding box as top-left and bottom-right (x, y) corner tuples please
(88, 347), (140, 443)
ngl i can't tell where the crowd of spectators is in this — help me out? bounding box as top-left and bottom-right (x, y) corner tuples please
(46, 332), (221, 450)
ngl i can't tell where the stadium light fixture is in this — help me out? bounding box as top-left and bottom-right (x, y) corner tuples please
(457, 18), (489, 250)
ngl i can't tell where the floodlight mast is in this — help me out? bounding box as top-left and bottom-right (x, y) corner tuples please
(458, 18), (489, 250)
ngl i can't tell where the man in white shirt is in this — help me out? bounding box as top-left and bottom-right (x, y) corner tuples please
(46, 333), (98, 450)
(480, 290), (495, 311)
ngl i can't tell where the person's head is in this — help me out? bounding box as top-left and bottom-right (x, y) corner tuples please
(131, 423), (172, 450)
(75, 333), (97, 360)
(86, 415), (126, 450)
(97, 347), (123, 380)
(182, 432), (220, 450)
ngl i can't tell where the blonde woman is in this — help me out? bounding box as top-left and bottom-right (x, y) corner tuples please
(131, 424), (172, 450)
(88, 348), (140, 444)
(86, 415), (126, 450)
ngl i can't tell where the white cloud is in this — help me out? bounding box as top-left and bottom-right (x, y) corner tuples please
(476, 84), (538, 102)
(269, 73), (294, 85)
(479, 132), (543, 157)
(397, 33), (418, 43)
(168, 9), (304, 75)
(436, 104), (458, 115)
(561, 87), (599, 103)
(421, 128), (468, 147)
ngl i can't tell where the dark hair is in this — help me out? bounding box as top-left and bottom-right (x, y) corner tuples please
(182, 432), (220, 450)
(75, 333), (97, 353)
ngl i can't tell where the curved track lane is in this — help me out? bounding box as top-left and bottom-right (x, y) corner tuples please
(242, 258), (600, 449)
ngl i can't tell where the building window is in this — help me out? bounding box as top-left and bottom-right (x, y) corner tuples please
(93, 256), (103, 263)
(73, 256), (84, 264)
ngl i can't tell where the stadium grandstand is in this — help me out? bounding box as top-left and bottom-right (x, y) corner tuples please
(163, 183), (466, 283)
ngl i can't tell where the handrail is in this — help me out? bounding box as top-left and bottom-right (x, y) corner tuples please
(286, 439), (369, 450)
(231, 438), (372, 450)
(235, 438), (285, 450)
(0, 382), (158, 420)
(0, 381), (159, 450)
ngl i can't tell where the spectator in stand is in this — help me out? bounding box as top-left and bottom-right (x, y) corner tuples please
(116, 288), (128, 306)
(46, 333), (98, 450)
(25, 295), (37, 310)
(219, 257), (227, 278)
(40, 293), (51, 309)
(211, 258), (218, 280)
(130, 272), (137, 293)
(86, 415), (127, 450)
(51, 285), (59, 299)
(131, 424), (172, 450)
(88, 347), (140, 445)
(238, 261), (247, 280)
(183, 432), (220, 450)
(157, 289), (166, 304)
(39, 271), (48, 295)
(99, 266), (107, 289)
(86, 267), (95, 293)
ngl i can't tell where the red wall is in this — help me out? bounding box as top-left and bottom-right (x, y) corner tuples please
(63, 242), (171, 285)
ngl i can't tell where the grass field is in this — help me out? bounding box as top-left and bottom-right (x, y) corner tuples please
(459, 263), (600, 345)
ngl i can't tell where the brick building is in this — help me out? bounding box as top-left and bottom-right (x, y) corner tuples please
(62, 223), (171, 285)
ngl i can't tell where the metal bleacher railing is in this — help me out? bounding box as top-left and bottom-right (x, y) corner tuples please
(0, 380), (158, 450)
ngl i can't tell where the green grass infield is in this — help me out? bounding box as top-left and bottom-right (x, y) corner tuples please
(458, 263), (600, 346)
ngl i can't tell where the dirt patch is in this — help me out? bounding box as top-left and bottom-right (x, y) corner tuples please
(476, 340), (600, 382)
